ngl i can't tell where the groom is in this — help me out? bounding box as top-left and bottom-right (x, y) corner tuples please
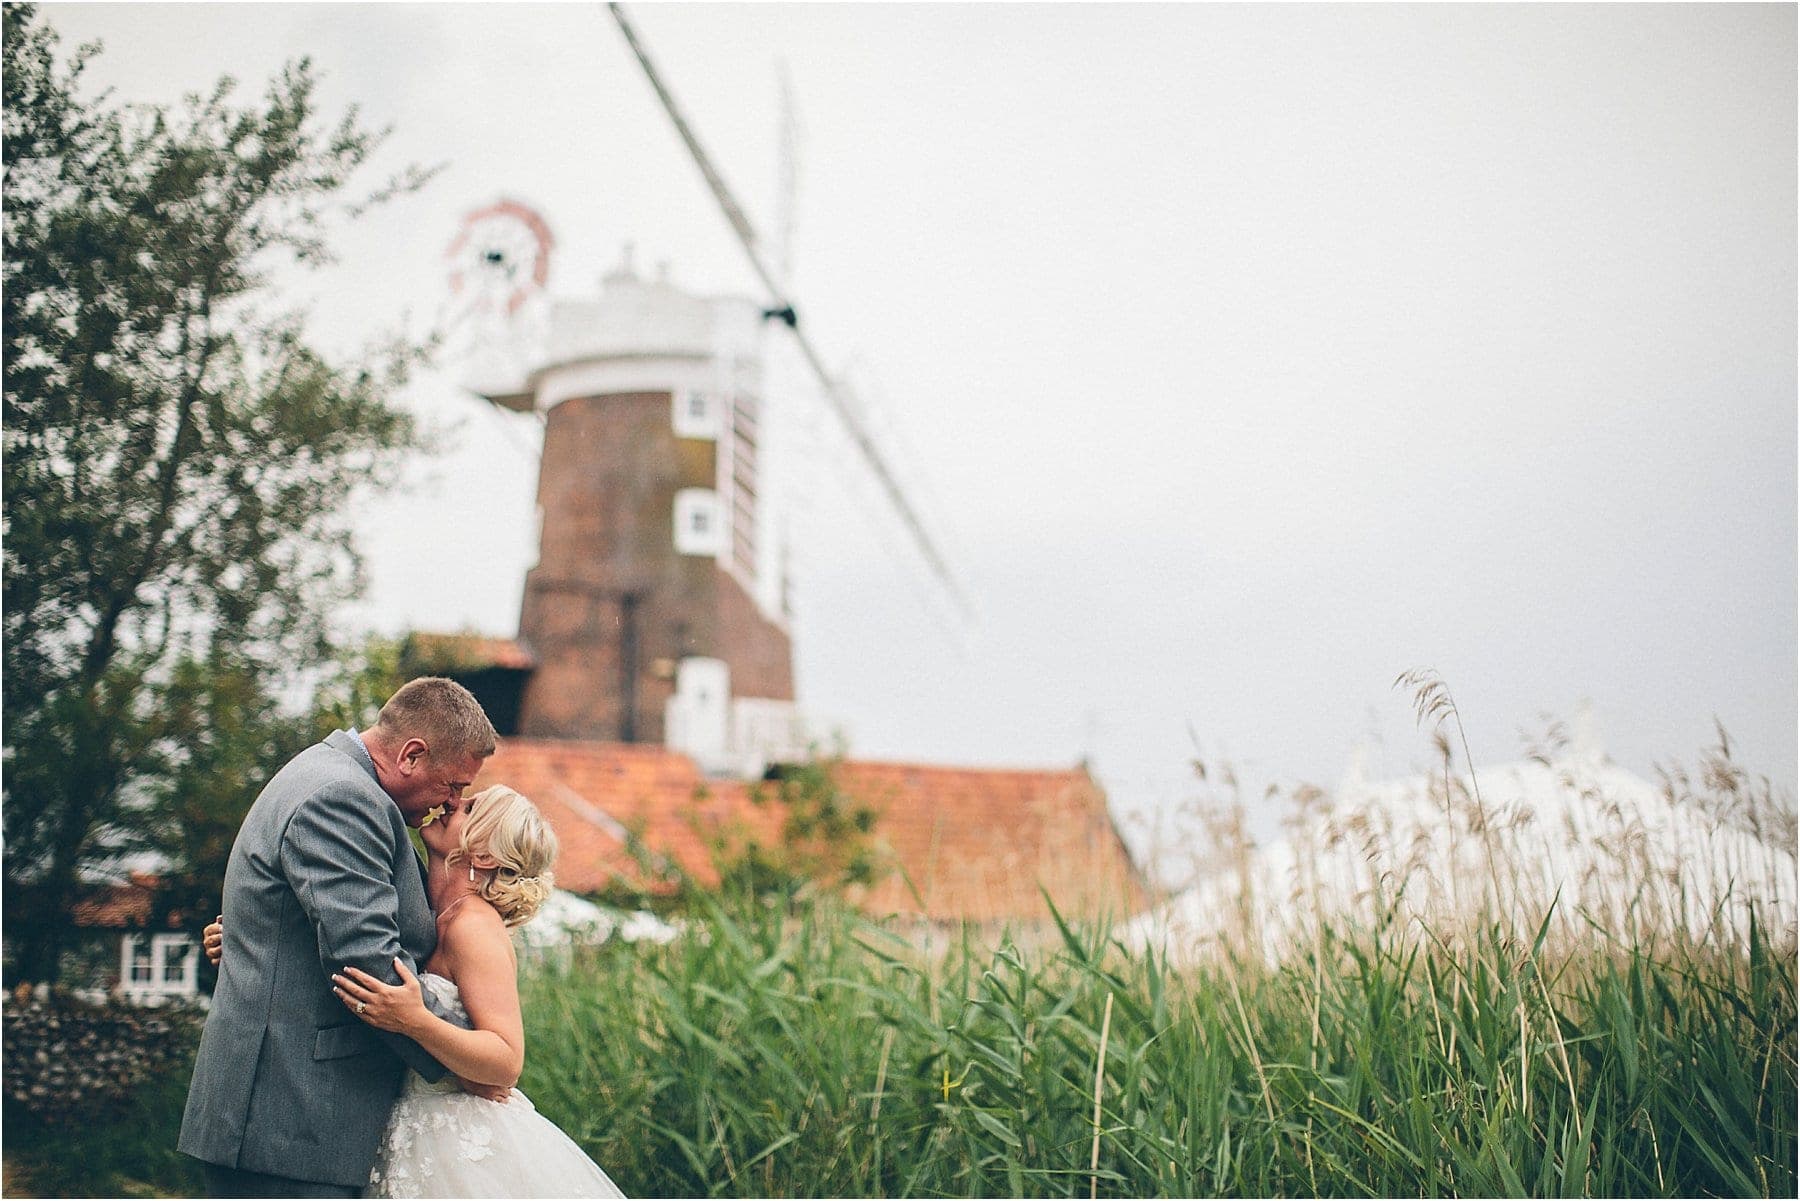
(179, 677), (499, 1197)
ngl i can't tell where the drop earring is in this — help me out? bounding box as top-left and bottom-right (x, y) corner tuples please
(468, 864), (476, 883)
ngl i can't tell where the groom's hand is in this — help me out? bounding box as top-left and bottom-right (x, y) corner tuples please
(203, 916), (223, 966)
(456, 1076), (511, 1103)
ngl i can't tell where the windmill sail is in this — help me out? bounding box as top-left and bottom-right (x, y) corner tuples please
(608, 2), (970, 617)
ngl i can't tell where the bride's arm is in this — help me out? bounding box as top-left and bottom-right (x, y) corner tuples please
(211, 912), (505, 1097)
(332, 908), (525, 1088)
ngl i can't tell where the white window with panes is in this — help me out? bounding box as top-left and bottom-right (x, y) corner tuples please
(119, 932), (198, 1002)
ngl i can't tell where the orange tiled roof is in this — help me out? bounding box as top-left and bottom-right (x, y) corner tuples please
(834, 759), (1148, 922)
(473, 740), (1147, 922)
(71, 872), (184, 929)
(405, 632), (536, 672)
(470, 740), (774, 894)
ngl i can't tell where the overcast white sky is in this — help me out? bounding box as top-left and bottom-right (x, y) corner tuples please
(39, 2), (1796, 855)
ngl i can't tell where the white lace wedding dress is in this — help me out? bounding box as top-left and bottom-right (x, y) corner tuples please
(365, 973), (624, 1198)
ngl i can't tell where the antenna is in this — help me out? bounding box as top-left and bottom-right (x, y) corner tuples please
(607, 2), (971, 619)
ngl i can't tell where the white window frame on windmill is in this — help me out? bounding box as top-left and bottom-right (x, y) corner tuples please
(671, 388), (719, 440)
(673, 487), (727, 557)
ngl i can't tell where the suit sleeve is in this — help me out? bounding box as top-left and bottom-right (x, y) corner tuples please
(279, 781), (452, 1081)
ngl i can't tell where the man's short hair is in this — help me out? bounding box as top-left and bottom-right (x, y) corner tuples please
(373, 677), (498, 759)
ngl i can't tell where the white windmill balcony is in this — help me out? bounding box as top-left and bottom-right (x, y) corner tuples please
(729, 697), (812, 778)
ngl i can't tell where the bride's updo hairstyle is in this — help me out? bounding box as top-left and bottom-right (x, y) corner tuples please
(448, 785), (558, 928)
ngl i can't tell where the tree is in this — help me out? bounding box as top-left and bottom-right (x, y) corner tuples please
(706, 752), (888, 903)
(127, 636), (413, 982)
(2, 5), (430, 982)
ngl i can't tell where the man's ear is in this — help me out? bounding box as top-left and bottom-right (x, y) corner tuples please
(398, 738), (430, 775)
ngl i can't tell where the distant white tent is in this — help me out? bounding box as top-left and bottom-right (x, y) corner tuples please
(1121, 751), (1796, 963)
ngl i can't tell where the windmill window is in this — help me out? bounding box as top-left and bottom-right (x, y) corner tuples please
(672, 389), (718, 440)
(673, 488), (726, 556)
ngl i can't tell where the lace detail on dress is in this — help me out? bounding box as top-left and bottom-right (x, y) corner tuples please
(366, 1078), (514, 1195)
(364, 973), (623, 1199)
(367, 974), (500, 1196)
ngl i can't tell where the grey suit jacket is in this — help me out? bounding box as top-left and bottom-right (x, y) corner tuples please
(179, 730), (451, 1187)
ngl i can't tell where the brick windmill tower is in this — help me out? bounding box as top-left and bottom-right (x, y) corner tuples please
(431, 23), (963, 778)
(442, 200), (801, 775)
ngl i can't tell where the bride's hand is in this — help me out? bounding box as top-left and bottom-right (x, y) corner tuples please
(457, 1075), (513, 1104)
(332, 958), (429, 1034)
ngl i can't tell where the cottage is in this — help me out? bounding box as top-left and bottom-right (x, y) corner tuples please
(67, 873), (200, 1005)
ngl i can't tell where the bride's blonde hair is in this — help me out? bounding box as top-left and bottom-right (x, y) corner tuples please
(447, 785), (558, 928)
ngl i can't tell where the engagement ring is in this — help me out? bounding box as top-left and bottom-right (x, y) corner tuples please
(356, 1001), (367, 1014)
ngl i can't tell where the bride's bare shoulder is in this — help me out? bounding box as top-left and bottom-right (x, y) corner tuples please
(435, 897), (520, 1018)
(439, 896), (514, 961)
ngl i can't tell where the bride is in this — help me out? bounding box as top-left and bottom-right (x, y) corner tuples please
(214, 785), (624, 1198)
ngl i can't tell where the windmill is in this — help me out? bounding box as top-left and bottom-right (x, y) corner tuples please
(434, 7), (967, 778)
(606, 2), (969, 618)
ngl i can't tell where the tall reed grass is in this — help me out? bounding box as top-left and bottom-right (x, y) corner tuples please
(519, 889), (1795, 1197)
